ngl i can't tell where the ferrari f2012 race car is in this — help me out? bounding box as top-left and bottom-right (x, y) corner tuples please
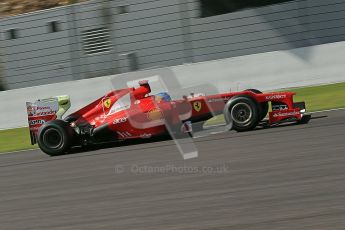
(26, 81), (311, 156)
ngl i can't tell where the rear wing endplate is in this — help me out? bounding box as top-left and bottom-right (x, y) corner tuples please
(26, 95), (70, 145)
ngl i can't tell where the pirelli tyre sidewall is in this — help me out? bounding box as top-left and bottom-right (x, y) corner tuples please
(38, 120), (75, 156)
(224, 96), (259, 132)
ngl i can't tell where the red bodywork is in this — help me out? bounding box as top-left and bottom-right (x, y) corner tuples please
(27, 82), (307, 144)
(187, 91), (304, 125)
(66, 84), (305, 140)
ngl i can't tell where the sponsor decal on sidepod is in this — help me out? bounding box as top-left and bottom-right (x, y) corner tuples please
(265, 95), (287, 100)
(113, 117), (128, 125)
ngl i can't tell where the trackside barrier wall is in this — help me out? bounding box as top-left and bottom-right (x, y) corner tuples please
(1, 41), (345, 130)
(2, 0), (345, 89)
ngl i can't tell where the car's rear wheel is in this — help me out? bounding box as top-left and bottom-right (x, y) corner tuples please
(245, 89), (269, 121)
(224, 96), (259, 132)
(38, 120), (75, 156)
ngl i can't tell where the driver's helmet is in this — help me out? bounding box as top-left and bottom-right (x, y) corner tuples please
(155, 92), (172, 102)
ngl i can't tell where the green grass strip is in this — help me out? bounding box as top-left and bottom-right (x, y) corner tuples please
(0, 127), (36, 153)
(292, 82), (345, 112)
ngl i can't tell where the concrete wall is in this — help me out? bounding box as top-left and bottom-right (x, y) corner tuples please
(1, 41), (345, 130)
(0, 49), (5, 91)
(1, 0), (345, 89)
(115, 0), (188, 72)
(0, 7), (74, 89)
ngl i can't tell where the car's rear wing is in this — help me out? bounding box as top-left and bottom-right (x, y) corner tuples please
(26, 95), (71, 145)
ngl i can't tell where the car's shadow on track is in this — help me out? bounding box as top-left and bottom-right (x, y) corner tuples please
(66, 135), (173, 156)
(61, 115), (328, 156)
(309, 115), (328, 120)
(255, 115), (328, 130)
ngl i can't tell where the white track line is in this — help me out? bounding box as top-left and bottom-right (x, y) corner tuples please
(310, 108), (345, 113)
(0, 148), (38, 155)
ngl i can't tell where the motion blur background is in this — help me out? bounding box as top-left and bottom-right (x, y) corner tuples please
(1, 0), (345, 90)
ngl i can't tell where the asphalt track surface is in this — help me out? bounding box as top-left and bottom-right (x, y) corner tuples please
(1, 110), (345, 230)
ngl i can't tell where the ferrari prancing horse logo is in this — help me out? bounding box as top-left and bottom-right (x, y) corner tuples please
(193, 101), (202, 112)
(103, 98), (112, 109)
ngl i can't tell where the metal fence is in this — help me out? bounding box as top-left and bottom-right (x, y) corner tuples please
(1, 0), (345, 90)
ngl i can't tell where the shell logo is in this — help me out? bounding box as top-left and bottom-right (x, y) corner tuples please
(147, 109), (164, 121)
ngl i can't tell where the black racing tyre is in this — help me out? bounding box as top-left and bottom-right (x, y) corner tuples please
(245, 89), (269, 121)
(224, 96), (259, 132)
(245, 89), (262, 94)
(37, 120), (75, 156)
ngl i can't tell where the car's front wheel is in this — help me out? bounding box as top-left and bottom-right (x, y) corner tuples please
(224, 96), (259, 132)
(37, 120), (75, 156)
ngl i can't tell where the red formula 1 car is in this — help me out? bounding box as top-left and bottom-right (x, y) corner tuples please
(26, 81), (310, 156)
